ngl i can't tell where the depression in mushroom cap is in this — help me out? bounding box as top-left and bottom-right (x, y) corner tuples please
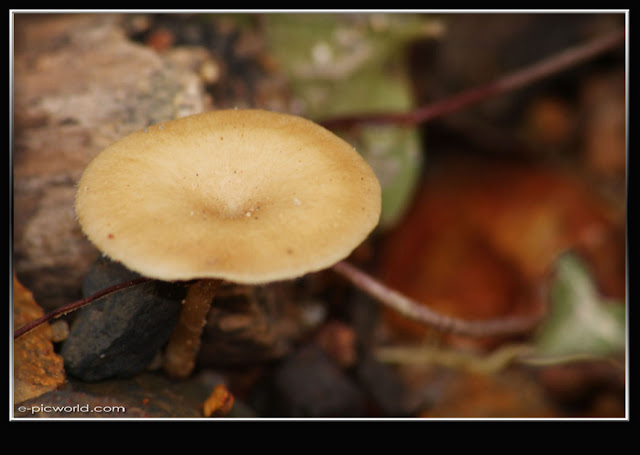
(75, 109), (381, 284)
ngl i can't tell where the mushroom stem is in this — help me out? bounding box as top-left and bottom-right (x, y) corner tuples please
(163, 279), (220, 379)
(331, 260), (545, 338)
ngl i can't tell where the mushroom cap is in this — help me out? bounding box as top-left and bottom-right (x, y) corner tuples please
(75, 109), (381, 284)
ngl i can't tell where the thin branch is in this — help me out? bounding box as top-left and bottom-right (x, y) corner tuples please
(13, 277), (152, 340)
(320, 29), (625, 130)
(376, 343), (536, 374)
(376, 343), (625, 373)
(332, 260), (545, 338)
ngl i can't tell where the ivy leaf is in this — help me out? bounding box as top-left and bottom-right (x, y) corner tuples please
(533, 252), (625, 359)
(263, 13), (442, 228)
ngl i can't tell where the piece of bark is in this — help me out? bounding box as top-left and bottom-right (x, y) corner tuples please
(196, 282), (303, 368)
(13, 13), (207, 309)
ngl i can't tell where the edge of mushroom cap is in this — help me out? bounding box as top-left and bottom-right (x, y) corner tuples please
(75, 109), (381, 284)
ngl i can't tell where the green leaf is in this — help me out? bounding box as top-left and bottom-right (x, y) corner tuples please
(263, 13), (441, 228)
(533, 252), (626, 359)
(341, 126), (422, 229)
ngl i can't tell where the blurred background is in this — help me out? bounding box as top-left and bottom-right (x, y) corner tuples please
(13, 11), (626, 418)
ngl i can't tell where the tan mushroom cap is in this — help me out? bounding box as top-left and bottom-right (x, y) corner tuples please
(75, 109), (381, 284)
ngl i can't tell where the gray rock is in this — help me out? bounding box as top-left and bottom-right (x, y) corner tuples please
(354, 353), (410, 417)
(254, 345), (366, 417)
(61, 257), (185, 382)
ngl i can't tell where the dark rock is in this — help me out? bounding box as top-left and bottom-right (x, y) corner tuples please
(61, 257), (186, 382)
(353, 353), (411, 417)
(14, 373), (210, 418)
(252, 344), (366, 417)
(14, 389), (137, 418)
(14, 370), (259, 418)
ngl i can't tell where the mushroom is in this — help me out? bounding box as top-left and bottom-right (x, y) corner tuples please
(74, 109), (381, 378)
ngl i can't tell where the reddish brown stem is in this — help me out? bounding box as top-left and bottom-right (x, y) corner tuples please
(163, 279), (220, 379)
(13, 277), (152, 340)
(320, 29), (625, 130)
(332, 261), (545, 338)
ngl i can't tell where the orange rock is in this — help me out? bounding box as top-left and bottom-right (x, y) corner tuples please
(202, 384), (235, 417)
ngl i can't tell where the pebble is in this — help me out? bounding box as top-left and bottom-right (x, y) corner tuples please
(251, 345), (366, 417)
(61, 257), (185, 382)
(354, 353), (411, 417)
